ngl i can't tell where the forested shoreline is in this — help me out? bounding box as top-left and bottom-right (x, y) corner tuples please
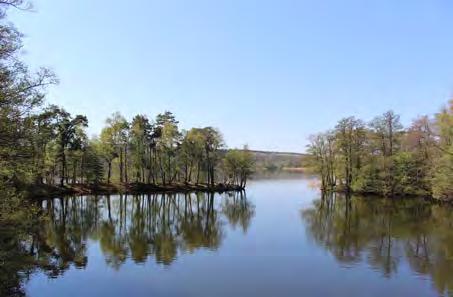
(6, 107), (255, 197)
(308, 102), (453, 201)
(3, 88), (255, 194)
(0, 2), (254, 198)
(0, 3), (253, 294)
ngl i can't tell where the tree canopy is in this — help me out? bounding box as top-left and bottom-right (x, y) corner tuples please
(308, 100), (453, 200)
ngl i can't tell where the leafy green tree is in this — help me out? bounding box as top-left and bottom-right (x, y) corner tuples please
(432, 149), (453, 200)
(179, 128), (205, 183)
(154, 111), (180, 184)
(369, 111), (403, 195)
(201, 127), (224, 186)
(334, 117), (366, 192)
(307, 132), (336, 190)
(432, 100), (453, 200)
(105, 112), (129, 183)
(308, 102), (453, 200)
(52, 107), (88, 186)
(224, 146), (255, 188)
(98, 126), (118, 184)
(129, 115), (152, 183)
(83, 140), (104, 184)
(0, 3), (56, 186)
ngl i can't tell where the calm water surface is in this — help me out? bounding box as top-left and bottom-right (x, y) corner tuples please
(24, 178), (453, 297)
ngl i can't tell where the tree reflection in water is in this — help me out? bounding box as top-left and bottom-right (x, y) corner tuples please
(302, 192), (453, 296)
(30, 191), (254, 274)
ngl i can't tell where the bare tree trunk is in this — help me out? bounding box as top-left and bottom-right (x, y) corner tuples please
(119, 148), (123, 183)
(184, 162), (189, 184)
(107, 161), (112, 184)
(188, 160), (193, 183)
(80, 154), (85, 184)
(125, 146), (128, 184)
(147, 147), (152, 184)
(72, 159), (77, 184)
(159, 154), (166, 185)
(60, 151), (65, 187)
(196, 161), (201, 184)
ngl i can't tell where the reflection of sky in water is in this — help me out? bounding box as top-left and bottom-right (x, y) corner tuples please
(25, 179), (450, 297)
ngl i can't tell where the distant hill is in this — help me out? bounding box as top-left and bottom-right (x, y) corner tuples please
(246, 150), (309, 173)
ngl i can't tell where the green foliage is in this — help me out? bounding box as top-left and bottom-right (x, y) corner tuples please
(432, 145), (453, 200)
(392, 152), (423, 195)
(0, 186), (41, 296)
(0, 0), (241, 193)
(309, 102), (453, 200)
(83, 142), (104, 184)
(432, 100), (453, 200)
(307, 132), (336, 190)
(0, 1), (247, 294)
(224, 146), (255, 187)
(351, 160), (381, 194)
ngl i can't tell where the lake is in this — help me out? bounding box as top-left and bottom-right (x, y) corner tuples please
(23, 177), (453, 297)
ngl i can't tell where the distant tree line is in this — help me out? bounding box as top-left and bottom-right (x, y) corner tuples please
(308, 102), (453, 200)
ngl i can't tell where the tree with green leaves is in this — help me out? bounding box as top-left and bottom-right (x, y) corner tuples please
(224, 146), (255, 188)
(334, 117), (366, 192)
(129, 114), (152, 183)
(201, 127), (224, 186)
(98, 126), (118, 184)
(105, 112), (129, 183)
(308, 101), (453, 200)
(179, 128), (205, 184)
(52, 107), (88, 186)
(307, 132), (336, 191)
(432, 100), (453, 200)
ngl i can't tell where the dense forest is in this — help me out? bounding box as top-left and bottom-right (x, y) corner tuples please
(307, 103), (453, 200)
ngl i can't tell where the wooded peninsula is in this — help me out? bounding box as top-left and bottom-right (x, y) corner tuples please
(307, 103), (453, 201)
(3, 104), (255, 196)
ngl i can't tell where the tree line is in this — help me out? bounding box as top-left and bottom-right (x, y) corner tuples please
(3, 105), (255, 190)
(0, 3), (254, 192)
(308, 102), (453, 200)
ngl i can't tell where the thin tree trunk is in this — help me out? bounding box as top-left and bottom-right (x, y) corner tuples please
(125, 146), (128, 184)
(107, 161), (112, 184)
(72, 159), (77, 184)
(196, 161), (201, 184)
(60, 150), (65, 187)
(119, 148), (123, 183)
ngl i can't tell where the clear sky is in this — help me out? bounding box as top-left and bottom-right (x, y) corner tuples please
(8, 0), (453, 152)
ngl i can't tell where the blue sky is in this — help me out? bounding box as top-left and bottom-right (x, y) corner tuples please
(9, 0), (453, 152)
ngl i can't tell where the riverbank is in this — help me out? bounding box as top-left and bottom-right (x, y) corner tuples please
(25, 182), (245, 199)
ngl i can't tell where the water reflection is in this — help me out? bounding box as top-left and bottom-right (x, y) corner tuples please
(30, 191), (254, 275)
(301, 193), (453, 296)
